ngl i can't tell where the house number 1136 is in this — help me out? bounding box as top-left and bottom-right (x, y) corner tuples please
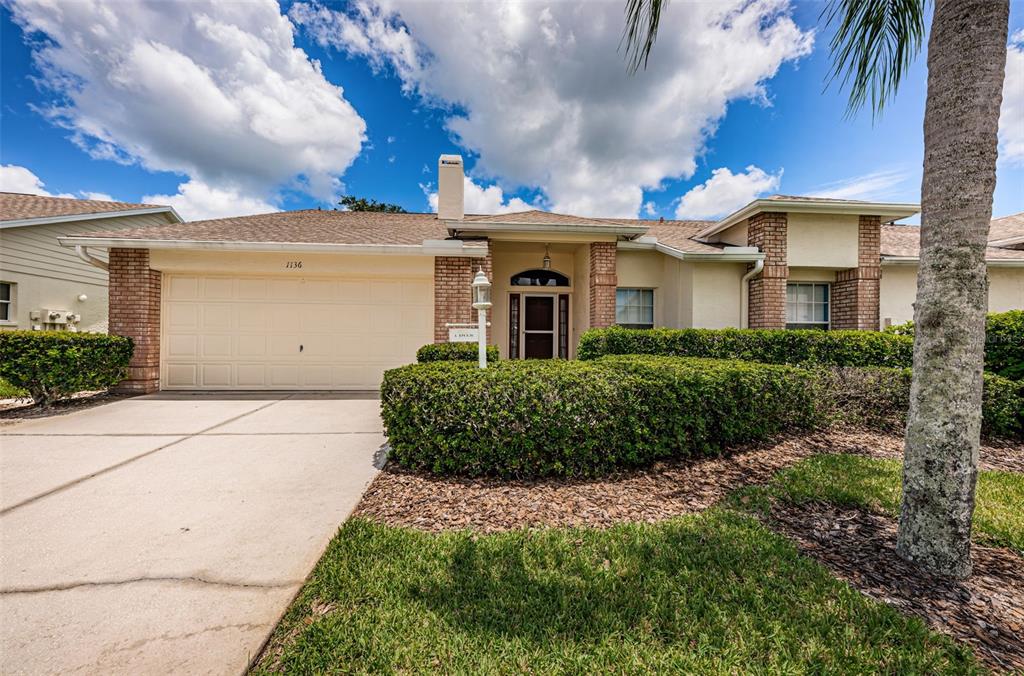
(285, 261), (303, 269)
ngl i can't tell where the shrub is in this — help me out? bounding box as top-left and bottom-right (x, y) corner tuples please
(381, 356), (820, 478)
(814, 366), (1023, 440)
(416, 342), (500, 363)
(578, 326), (914, 369)
(0, 331), (134, 406)
(885, 310), (1024, 380)
(381, 356), (1023, 479)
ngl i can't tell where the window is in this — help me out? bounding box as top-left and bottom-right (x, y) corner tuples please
(786, 282), (829, 330)
(510, 269), (569, 287)
(0, 282), (12, 323)
(616, 288), (654, 329)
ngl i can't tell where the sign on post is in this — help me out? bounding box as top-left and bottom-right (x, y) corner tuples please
(448, 327), (480, 343)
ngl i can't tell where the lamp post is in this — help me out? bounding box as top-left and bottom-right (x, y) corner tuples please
(471, 269), (492, 369)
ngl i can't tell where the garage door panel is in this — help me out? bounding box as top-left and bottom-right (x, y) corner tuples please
(201, 364), (232, 388)
(162, 273), (431, 390)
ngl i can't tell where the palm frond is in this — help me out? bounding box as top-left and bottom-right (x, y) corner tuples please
(622, 0), (666, 74)
(822, 0), (926, 117)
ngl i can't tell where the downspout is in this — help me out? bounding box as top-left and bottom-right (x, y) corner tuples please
(740, 259), (764, 329)
(76, 245), (108, 271)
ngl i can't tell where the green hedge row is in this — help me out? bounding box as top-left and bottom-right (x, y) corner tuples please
(0, 331), (134, 406)
(381, 356), (1024, 478)
(416, 342), (500, 363)
(578, 326), (914, 368)
(886, 310), (1024, 380)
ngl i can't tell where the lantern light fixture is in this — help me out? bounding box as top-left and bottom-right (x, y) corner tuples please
(471, 268), (492, 310)
(542, 244), (551, 270)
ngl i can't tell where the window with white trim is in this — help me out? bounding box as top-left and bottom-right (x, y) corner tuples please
(0, 282), (13, 323)
(616, 288), (654, 329)
(786, 282), (829, 330)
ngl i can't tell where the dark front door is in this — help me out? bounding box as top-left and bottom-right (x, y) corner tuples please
(523, 295), (555, 359)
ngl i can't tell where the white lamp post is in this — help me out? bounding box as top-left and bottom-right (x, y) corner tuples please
(471, 269), (492, 369)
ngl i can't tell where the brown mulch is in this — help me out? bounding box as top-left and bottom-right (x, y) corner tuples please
(353, 429), (1022, 533)
(0, 391), (129, 425)
(767, 501), (1024, 673)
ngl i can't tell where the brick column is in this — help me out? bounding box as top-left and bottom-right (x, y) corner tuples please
(433, 249), (493, 343)
(746, 212), (788, 329)
(832, 215), (881, 330)
(589, 242), (617, 328)
(108, 248), (161, 393)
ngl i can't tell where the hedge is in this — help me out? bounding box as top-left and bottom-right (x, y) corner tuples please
(578, 326), (914, 368)
(886, 310), (1024, 380)
(416, 342), (500, 363)
(381, 356), (1023, 478)
(0, 331), (133, 406)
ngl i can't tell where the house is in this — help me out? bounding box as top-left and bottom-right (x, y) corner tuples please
(0, 193), (181, 332)
(58, 155), (1024, 392)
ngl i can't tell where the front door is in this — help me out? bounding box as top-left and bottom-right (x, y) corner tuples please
(522, 295), (555, 359)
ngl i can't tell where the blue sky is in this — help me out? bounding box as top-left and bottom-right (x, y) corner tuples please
(1, 1), (1022, 222)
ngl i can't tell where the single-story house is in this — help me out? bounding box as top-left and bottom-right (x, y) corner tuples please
(58, 155), (1024, 392)
(0, 192), (182, 332)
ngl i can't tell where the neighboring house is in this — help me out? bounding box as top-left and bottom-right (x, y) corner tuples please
(0, 193), (181, 332)
(59, 155), (1024, 392)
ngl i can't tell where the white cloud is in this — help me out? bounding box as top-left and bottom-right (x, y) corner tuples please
(9, 0), (367, 204)
(812, 168), (911, 201)
(142, 180), (278, 221)
(424, 177), (532, 215)
(643, 201), (657, 217)
(79, 191), (114, 202)
(292, 0), (813, 217)
(999, 30), (1024, 165)
(0, 164), (72, 197)
(675, 166), (781, 220)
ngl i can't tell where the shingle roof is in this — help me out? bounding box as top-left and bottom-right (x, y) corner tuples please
(462, 209), (630, 226)
(881, 222), (1024, 261)
(78, 209), (451, 245)
(988, 212), (1024, 245)
(0, 192), (167, 222)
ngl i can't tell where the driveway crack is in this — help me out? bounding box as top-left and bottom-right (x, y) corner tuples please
(0, 575), (304, 595)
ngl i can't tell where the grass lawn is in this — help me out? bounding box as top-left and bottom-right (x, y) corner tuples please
(0, 377), (27, 399)
(255, 509), (978, 674)
(744, 454), (1024, 554)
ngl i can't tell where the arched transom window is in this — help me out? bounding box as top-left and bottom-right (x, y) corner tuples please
(510, 269), (570, 287)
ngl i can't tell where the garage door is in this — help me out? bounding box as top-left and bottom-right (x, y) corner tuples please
(161, 273), (432, 390)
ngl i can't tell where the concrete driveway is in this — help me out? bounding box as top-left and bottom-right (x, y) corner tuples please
(0, 392), (383, 675)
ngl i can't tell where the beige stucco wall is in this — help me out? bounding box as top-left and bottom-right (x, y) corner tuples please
(617, 250), (666, 326)
(788, 267), (837, 283)
(149, 249), (434, 277)
(787, 213), (859, 269)
(880, 264), (1024, 327)
(0, 212), (173, 332)
(716, 221), (748, 247)
(689, 262), (744, 328)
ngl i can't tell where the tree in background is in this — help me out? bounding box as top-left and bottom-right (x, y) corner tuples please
(624, 0), (1009, 579)
(339, 195), (407, 213)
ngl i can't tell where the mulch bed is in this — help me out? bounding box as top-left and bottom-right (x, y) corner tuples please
(353, 429), (1022, 533)
(0, 391), (128, 425)
(767, 501), (1024, 673)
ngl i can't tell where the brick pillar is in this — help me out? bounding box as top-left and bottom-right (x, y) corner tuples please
(108, 248), (161, 393)
(589, 242), (617, 328)
(433, 249), (493, 343)
(746, 212), (788, 329)
(832, 215), (881, 330)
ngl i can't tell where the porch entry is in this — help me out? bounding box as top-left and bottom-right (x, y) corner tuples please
(508, 292), (570, 359)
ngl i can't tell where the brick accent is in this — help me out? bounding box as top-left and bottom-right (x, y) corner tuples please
(589, 242), (617, 328)
(108, 248), (161, 393)
(746, 212), (788, 329)
(433, 249), (493, 343)
(832, 215), (882, 330)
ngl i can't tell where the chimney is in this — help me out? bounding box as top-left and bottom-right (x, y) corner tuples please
(437, 154), (464, 220)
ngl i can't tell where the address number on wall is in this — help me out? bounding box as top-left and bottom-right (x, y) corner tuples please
(285, 261), (303, 269)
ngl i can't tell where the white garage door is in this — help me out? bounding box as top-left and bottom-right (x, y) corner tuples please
(161, 273), (432, 390)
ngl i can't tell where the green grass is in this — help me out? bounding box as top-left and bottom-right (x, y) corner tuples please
(255, 510), (977, 674)
(0, 377), (27, 399)
(742, 454), (1024, 554)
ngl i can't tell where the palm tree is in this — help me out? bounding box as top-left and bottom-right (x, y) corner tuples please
(624, 0), (1009, 579)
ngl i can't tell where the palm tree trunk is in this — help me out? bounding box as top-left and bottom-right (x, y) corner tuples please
(896, 0), (1008, 579)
